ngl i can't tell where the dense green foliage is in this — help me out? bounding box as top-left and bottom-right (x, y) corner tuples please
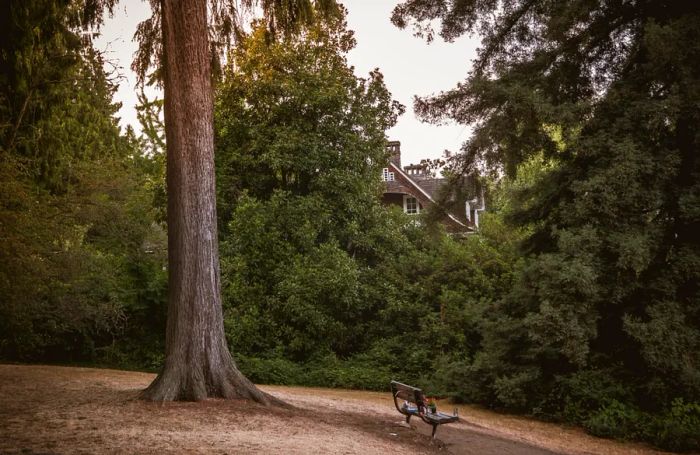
(215, 16), (403, 370)
(393, 0), (700, 449)
(0, 0), (166, 366)
(2, 0), (698, 450)
(213, 16), (516, 395)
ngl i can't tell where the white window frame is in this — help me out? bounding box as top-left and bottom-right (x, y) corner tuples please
(381, 167), (395, 182)
(403, 195), (419, 215)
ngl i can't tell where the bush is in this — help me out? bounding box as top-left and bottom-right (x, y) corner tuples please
(544, 369), (634, 424)
(582, 398), (700, 451)
(583, 400), (644, 440)
(651, 399), (700, 451)
(492, 369), (542, 411)
(306, 354), (393, 390)
(236, 355), (305, 386)
(235, 354), (393, 391)
(236, 349), (480, 395)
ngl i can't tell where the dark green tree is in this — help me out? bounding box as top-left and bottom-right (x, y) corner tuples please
(1, 0), (117, 158)
(393, 0), (700, 448)
(0, 10), (164, 365)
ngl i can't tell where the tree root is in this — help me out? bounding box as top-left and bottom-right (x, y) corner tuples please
(141, 354), (290, 408)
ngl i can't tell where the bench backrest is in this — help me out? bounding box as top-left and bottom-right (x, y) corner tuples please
(391, 380), (426, 407)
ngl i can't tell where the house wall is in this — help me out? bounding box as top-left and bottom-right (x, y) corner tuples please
(385, 168), (433, 212)
(381, 192), (425, 212)
(381, 192), (404, 208)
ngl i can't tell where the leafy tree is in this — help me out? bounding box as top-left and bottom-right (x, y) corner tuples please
(393, 0), (700, 448)
(215, 14), (404, 362)
(212, 18), (524, 390)
(214, 18), (525, 394)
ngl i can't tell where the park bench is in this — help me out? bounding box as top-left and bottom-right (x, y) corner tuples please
(390, 380), (459, 438)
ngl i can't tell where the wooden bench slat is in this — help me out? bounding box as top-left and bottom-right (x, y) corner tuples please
(422, 412), (459, 424)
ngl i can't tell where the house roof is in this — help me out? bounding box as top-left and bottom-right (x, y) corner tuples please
(388, 162), (468, 229)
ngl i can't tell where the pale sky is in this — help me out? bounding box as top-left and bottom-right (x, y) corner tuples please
(95, 0), (479, 166)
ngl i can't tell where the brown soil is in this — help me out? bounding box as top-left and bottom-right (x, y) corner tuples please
(0, 364), (677, 454)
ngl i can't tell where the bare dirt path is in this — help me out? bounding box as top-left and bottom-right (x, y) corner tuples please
(0, 365), (675, 454)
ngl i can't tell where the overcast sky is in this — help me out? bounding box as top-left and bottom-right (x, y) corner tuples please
(95, 0), (480, 166)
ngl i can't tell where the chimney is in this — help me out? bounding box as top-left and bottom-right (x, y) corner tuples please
(387, 140), (401, 167)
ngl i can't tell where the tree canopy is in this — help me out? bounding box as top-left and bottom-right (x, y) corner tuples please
(215, 13), (405, 361)
(0, 0), (165, 364)
(393, 1), (700, 449)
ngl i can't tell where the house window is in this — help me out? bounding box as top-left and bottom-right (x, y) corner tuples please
(381, 167), (395, 181)
(403, 195), (419, 215)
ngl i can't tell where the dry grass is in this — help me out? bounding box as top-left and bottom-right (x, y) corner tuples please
(264, 385), (679, 455)
(0, 365), (683, 454)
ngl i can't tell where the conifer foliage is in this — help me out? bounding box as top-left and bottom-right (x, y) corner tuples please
(0, 0), (164, 364)
(394, 0), (700, 448)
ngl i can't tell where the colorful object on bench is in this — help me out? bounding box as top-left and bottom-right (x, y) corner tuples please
(426, 397), (437, 414)
(390, 380), (459, 438)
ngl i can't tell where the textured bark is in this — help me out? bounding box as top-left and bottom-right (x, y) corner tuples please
(142, 0), (282, 404)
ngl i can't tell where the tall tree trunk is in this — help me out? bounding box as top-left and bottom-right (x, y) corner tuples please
(142, 0), (281, 404)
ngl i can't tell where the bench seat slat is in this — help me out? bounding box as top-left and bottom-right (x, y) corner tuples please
(422, 412), (459, 424)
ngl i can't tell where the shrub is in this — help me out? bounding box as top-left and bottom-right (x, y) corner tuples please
(545, 369), (633, 424)
(236, 355), (305, 386)
(583, 400), (644, 439)
(235, 354), (393, 391)
(651, 399), (700, 451)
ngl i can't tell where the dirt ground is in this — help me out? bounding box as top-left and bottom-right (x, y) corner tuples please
(0, 365), (679, 454)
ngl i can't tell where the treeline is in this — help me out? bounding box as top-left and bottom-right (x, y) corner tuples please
(387, 1), (700, 450)
(1, 2), (698, 452)
(0, 1), (167, 367)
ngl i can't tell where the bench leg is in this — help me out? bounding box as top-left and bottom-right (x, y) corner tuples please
(431, 424), (437, 438)
(405, 414), (411, 424)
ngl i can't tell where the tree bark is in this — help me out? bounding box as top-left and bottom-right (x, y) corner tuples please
(142, 0), (282, 404)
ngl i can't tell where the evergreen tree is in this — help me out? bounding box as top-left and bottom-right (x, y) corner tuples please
(134, 0), (341, 402)
(0, 8), (164, 365)
(1, 0), (116, 158)
(393, 0), (700, 448)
